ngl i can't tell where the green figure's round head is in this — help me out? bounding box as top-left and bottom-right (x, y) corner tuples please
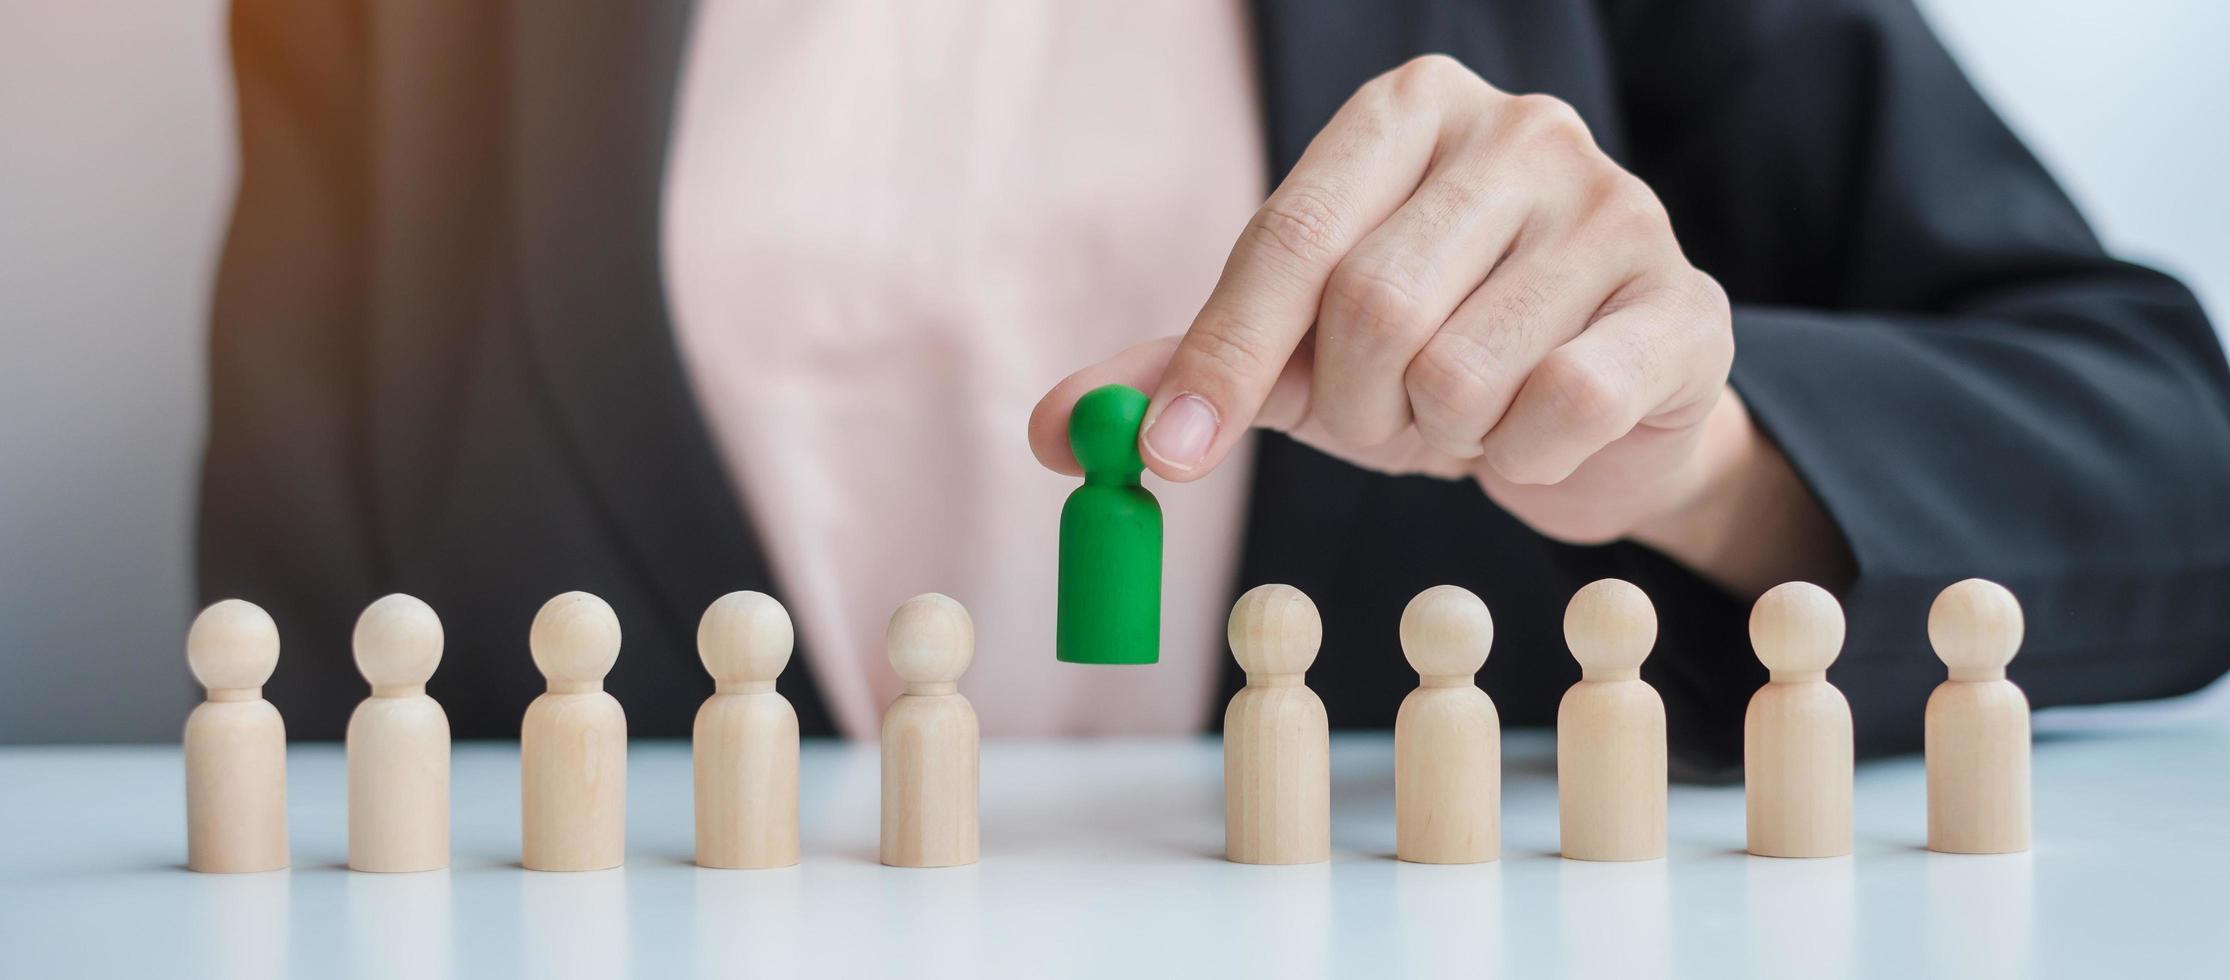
(1069, 384), (1149, 480)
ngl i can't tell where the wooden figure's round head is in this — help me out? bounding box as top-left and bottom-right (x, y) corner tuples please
(1227, 583), (1322, 676)
(699, 590), (795, 684)
(1748, 581), (1844, 675)
(1563, 578), (1656, 674)
(1399, 584), (1492, 678)
(1928, 578), (2023, 674)
(353, 593), (444, 689)
(1069, 384), (1149, 480)
(186, 598), (279, 693)
(886, 593), (974, 684)
(530, 591), (621, 687)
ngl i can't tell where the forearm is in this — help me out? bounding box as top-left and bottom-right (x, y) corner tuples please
(1630, 389), (1854, 598)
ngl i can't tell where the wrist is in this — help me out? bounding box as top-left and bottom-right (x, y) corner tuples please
(1630, 388), (1753, 566)
(1630, 388), (1854, 597)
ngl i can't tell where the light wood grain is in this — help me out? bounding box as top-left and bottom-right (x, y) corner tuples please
(693, 591), (800, 870)
(184, 599), (288, 874)
(1557, 579), (1666, 862)
(1223, 584), (1330, 865)
(346, 594), (451, 873)
(521, 592), (626, 872)
(1394, 585), (1500, 864)
(1925, 579), (2031, 854)
(880, 594), (979, 868)
(1744, 582), (1853, 858)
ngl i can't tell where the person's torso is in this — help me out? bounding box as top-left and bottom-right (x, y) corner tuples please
(661, 0), (1267, 736)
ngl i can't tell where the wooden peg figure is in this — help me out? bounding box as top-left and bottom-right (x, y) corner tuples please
(1395, 585), (1500, 864)
(1557, 579), (1666, 862)
(880, 593), (980, 868)
(1926, 578), (2031, 854)
(1744, 582), (1853, 858)
(347, 593), (451, 872)
(694, 591), (800, 869)
(1224, 583), (1330, 865)
(1056, 383), (1163, 664)
(184, 599), (288, 873)
(521, 591), (626, 871)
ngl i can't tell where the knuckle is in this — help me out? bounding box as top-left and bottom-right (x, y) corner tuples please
(1415, 418), (1488, 460)
(1587, 171), (1671, 237)
(1420, 176), (1490, 231)
(1477, 438), (1554, 487)
(1405, 333), (1501, 422)
(1687, 270), (1731, 323)
(1623, 270), (1731, 370)
(1478, 429), (1586, 487)
(1389, 53), (1469, 96)
(1370, 55), (1489, 123)
(1427, 435), (1489, 462)
(1487, 275), (1555, 327)
(1689, 274), (1736, 374)
(1178, 317), (1277, 388)
(1248, 189), (1348, 267)
(1402, 53), (1465, 77)
(1508, 93), (1591, 150)
(1323, 255), (1431, 345)
(1345, 90), (1400, 145)
(1532, 350), (1626, 433)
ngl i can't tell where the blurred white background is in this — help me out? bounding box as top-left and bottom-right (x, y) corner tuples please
(0, 0), (2224, 741)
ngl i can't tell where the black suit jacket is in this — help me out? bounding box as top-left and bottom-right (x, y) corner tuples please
(204, 0), (2230, 772)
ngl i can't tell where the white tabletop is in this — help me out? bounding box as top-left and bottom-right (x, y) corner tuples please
(2, 724), (2225, 979)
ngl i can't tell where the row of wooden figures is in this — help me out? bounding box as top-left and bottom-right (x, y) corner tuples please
(1230, 577), (2027, 863)
(183, 589), (980, 873)
(181, 577), (2030, 874)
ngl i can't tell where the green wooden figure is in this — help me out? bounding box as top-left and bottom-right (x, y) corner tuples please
(1057, 384), (1163, 664)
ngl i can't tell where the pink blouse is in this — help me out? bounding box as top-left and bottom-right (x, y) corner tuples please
(661, 0), (1266, 736)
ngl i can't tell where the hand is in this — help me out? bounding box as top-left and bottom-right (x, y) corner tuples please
(1031, 56), (1848, 595)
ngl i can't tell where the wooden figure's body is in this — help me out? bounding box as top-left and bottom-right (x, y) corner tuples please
(347, 594), (451, 873)
(1394, 585), (1500, 864)
(880, 594), (980, 868)
(1224, 682), (1331, 864)
(1926, 678), (2031, 853)
(695, 693), (800, 868)
(1395, 684), (1499, 863)
(185, 697), (289, 873)
(522, 690), (626, 871)
(1557, 579), (1666, 862)
(1744, 582), (1854, 858)
(693, 591), (801, 869)
(1745, 681), (1853, 857)
(1924, 578), (2031, 854)
(881, 690), (980, 867)
(521, 592), (627, 872)
(347, 694), (450, 872)
(184, 599), (288, 874)
(1556, 680), (1666, 861)
(1223, 584), (1330, 865)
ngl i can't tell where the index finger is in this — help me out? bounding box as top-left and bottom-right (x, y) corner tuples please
(1139, 58), (1468, 480)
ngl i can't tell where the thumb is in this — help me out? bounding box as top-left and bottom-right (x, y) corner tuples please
(1027, 339), (1179, 477)
(1029, 336), (1317, 480)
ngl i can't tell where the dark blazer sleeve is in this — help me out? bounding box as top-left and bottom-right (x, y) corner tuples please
(1600, 0), (2230, 747)
(201, 0), (383, 711)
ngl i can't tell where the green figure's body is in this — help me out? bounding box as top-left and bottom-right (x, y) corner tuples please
(1057, 385), (1163, 665)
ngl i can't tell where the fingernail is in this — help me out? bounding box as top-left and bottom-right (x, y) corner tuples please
(1144, 394), (1219, 471)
